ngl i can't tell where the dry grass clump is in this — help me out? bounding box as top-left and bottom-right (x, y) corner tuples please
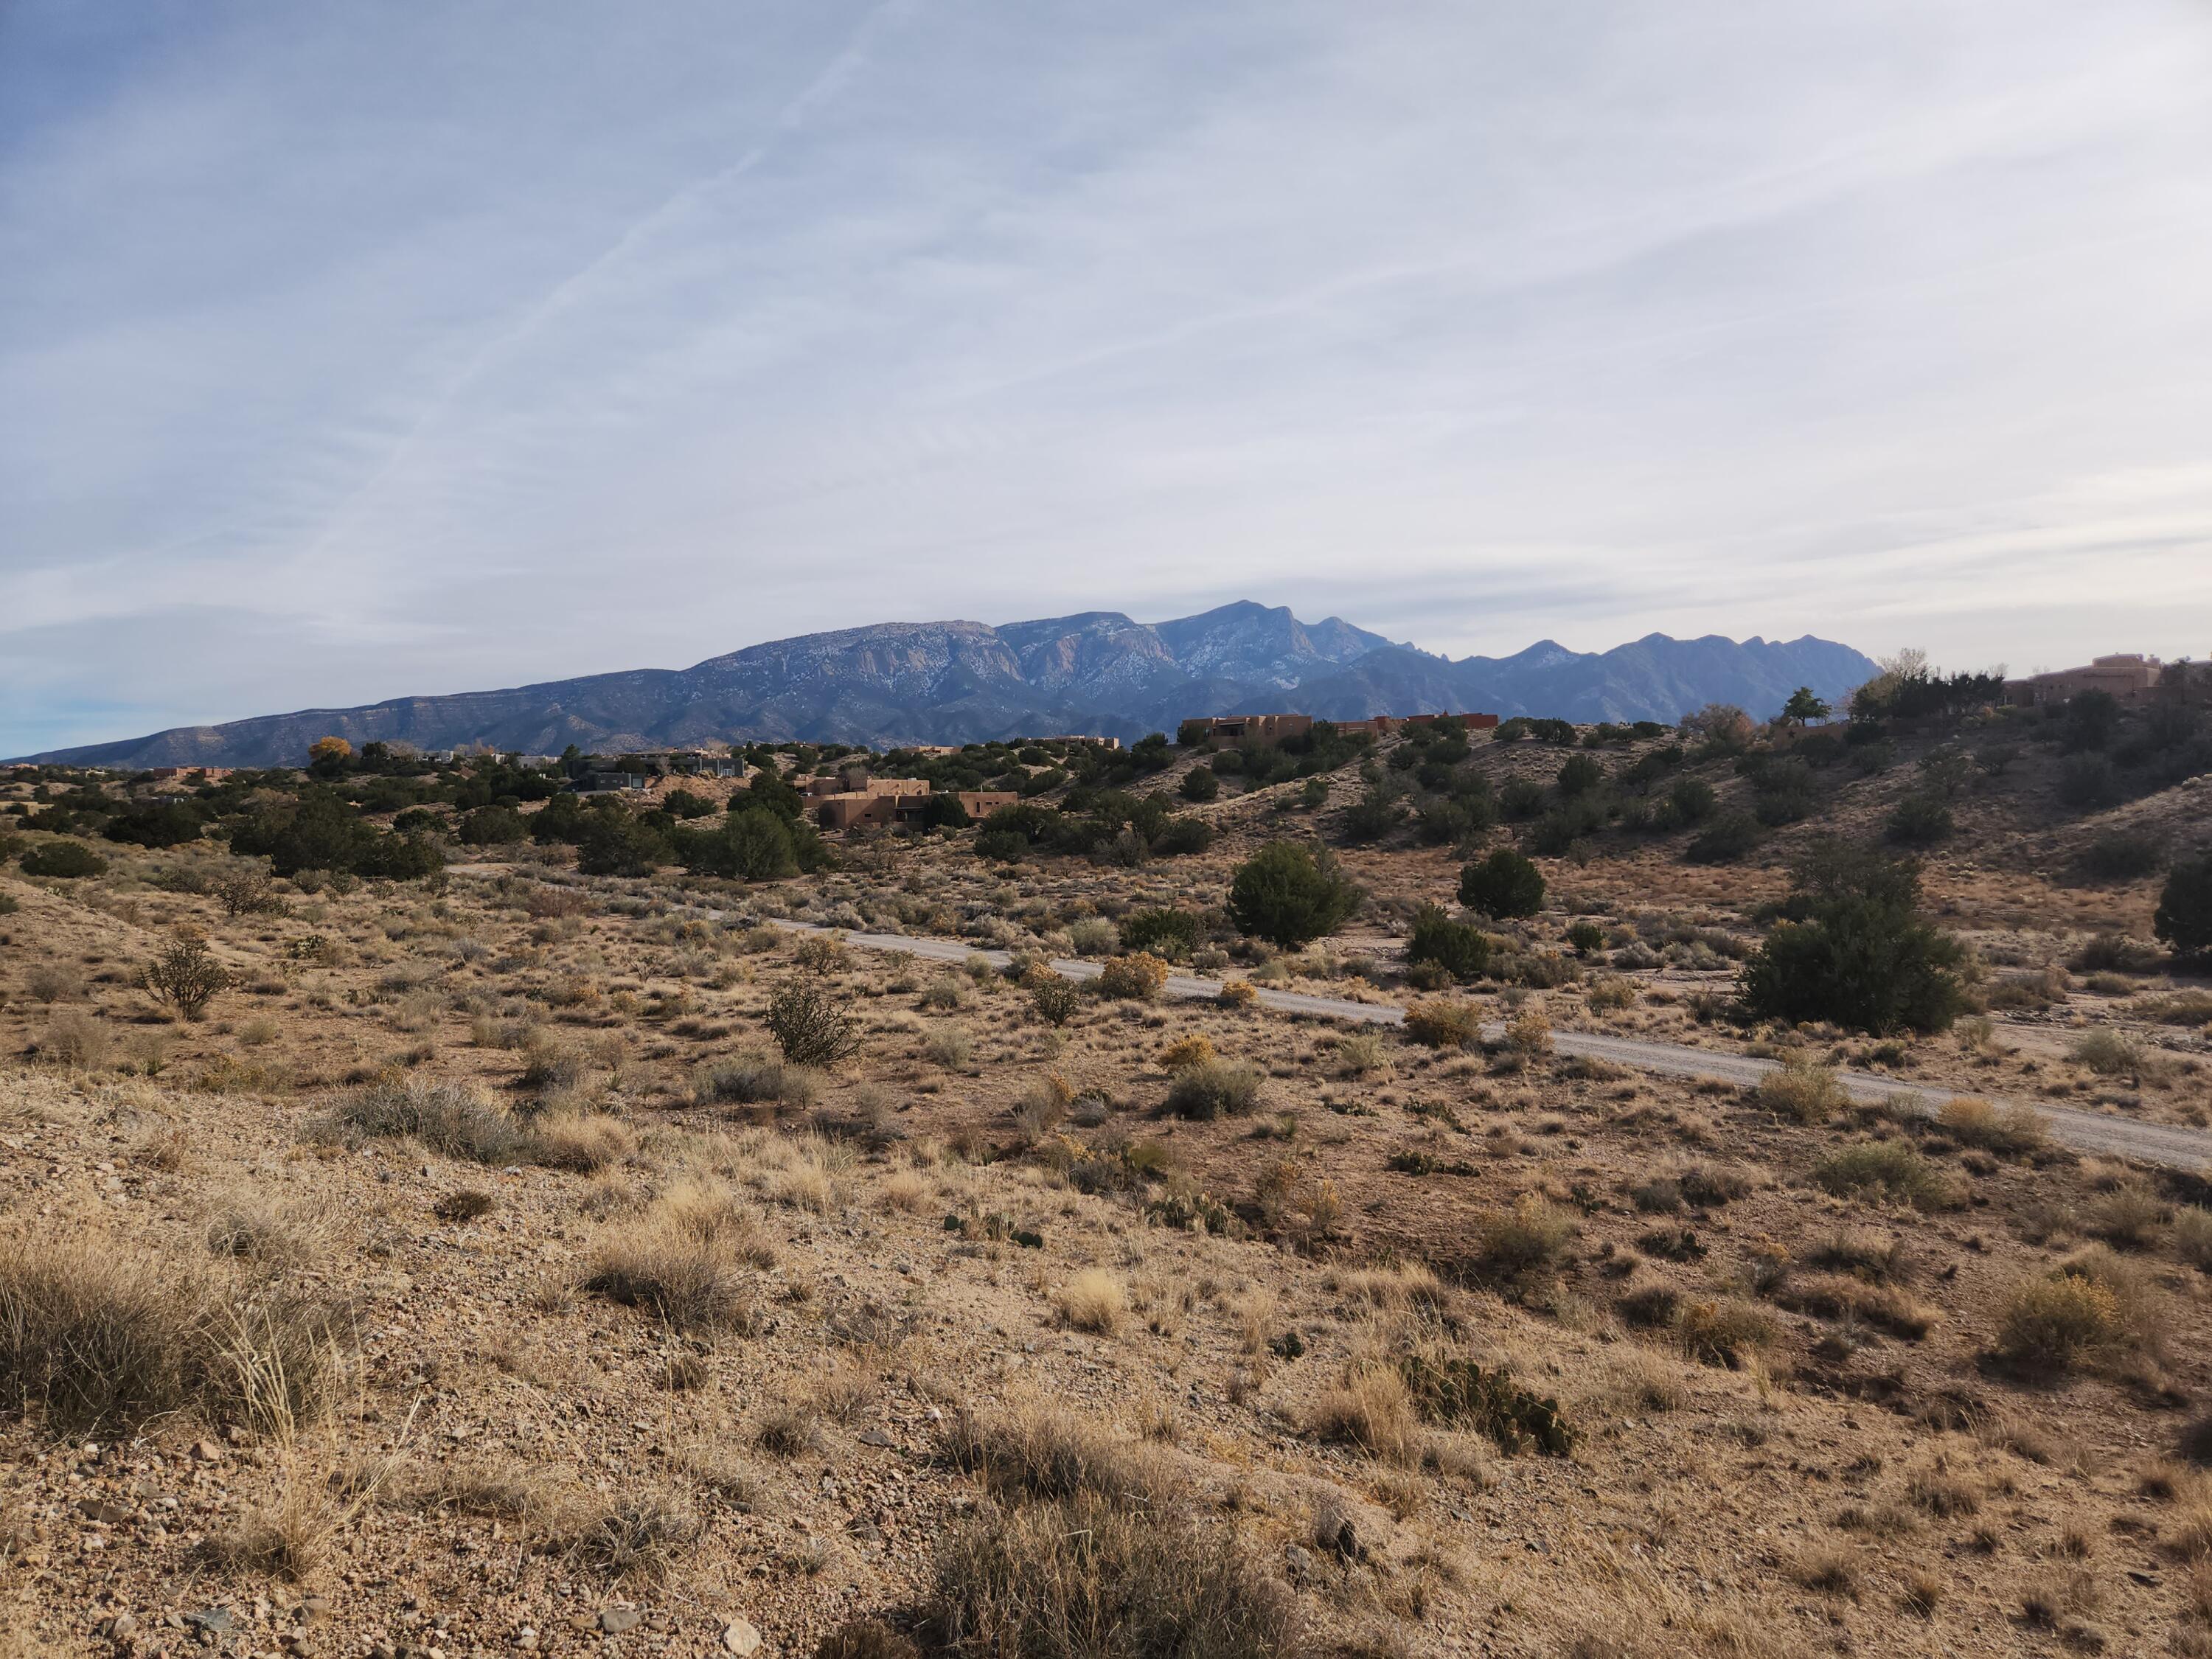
(530, 1107), (636, 1173)
(37, 1006), (111, 1068)
(319, 1077), (530, 1164)
(694, 1054), (815, 1110)
(1306, 1364), (1422, 1464)
(1464, 1194), (1576, 1293)
(204, 1194), (327, 1269)
(931, 1492), (1298, 1659)
(1402, 999), (1481, 1050)
(815, 1622), (922, 1659)
(581, 1177), (774, 1335)
(1935, 1096), (2048, 1156)
(939, 1397), (1181, 1512)
(1055, 1270), (1129, 1336)
(0, 1235), (343, 1436)
(1165, 1059), (1262, 1121)
(2173, 1206), (2212, 1273)
(1775, 1271), (1940, 1340)
(1812, 1140), (1957, 1211)
(1755, 1057), (1848, 1124)
(1672, 1296), (1777, 1368)
(553, 1491), (704, 1580)
(1995, 1245), (2160, 1377)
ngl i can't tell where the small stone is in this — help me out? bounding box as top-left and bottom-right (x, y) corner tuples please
(184, 1609), (236, 1636)
(857, 1429), (893, 1448)
(297, 1599), (333, 1627)
(189, 1440), (222, 1463)
(597, 1609), (641, 1635)
(720, 1621), (761, 1657)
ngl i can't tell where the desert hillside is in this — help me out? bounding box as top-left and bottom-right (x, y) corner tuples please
(2, 688), (2211, 1659)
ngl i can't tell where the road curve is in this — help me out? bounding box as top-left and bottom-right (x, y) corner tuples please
(758, 919), (2211, 1175)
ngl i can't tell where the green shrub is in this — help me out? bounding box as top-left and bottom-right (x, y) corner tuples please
(102, 801), (205, 849)
(458, 805), (528, 846)
(1555, 753), (1604, 798)
(1740, 844), (1964, 1034)
(2155, 855), (2212, 962)
(19, 841), (106, 879)
(1226, 841), (1360, 947)
(1812, 1141), (1955, 1211)
(1884, 793), (1953, 846)
(2056, 754), (2118, 809)
(1667, 777), (1718, 824)
(1686, 813), (1760, 865)
(1406, 903), (1489, 982)
(1178, 766), (1219, 802)
(1025, 968), (1081, 1027)
(1164, 1060), (1261, 1120)
(1458, 849), (1543, 919)
(2080, 831), (2164, 881)
(1118, 909), (1201, 956)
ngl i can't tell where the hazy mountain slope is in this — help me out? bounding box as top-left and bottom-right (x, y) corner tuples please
(14, 608), (1875, 768)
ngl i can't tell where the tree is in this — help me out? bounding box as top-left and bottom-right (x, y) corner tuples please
(1883, 794), (1953, 846)
(1226, 841), (1361, 947)
(1179, 766), (1219, 802)
(1686, 813), (1761, 865)
(1782, 687), (1831, 726)
(458, 806), (528, 846)
(676, 808), (799, 881)
(2154, 855), (2212, 963)
(307, 736), (354, 778)
(1554, 754), (1603, 798)
(19, 841), (106, 879)
(574, 810), (669, 877)
(102, 801), (204, 848)
(1407, 903), (1490, 982)
(1458, 849), (1544, 919)
(1740, 843), (1964, 1034)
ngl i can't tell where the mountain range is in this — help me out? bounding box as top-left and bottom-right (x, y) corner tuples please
(14, 603), (1877, 768)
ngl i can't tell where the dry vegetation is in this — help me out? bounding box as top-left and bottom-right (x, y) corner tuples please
(1, 703), (2210, 1658)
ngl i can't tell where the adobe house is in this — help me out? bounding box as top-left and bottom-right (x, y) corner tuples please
(810, 782), (1020, 831)
(2004, 655), (2167, 708)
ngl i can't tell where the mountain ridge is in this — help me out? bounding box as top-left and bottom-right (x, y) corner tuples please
(13, 604), (1876, 768)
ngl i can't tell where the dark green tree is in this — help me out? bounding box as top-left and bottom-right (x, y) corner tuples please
(2154, 855), (2212, 962)
(1226, 841), (1361, 947)
(1458, 849), (1544, 919)
(1739, 843), (1964, 1034)
(1407, 903), (1490, 981)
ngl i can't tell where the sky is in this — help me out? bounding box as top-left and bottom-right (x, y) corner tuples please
(4, 0), (2211, 757)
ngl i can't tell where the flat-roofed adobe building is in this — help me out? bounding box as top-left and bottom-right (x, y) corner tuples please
(809, 780), (1020, 830)
(2004, 655), (2166, 708)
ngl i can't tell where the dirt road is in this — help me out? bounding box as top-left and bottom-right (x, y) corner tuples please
(765, 919), (2212, 1174)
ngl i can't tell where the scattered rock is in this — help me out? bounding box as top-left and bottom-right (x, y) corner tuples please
(597, 1608), (642, 1635)
(722, 1619), (762, 1656)
(184, 1609), (236, 1636)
